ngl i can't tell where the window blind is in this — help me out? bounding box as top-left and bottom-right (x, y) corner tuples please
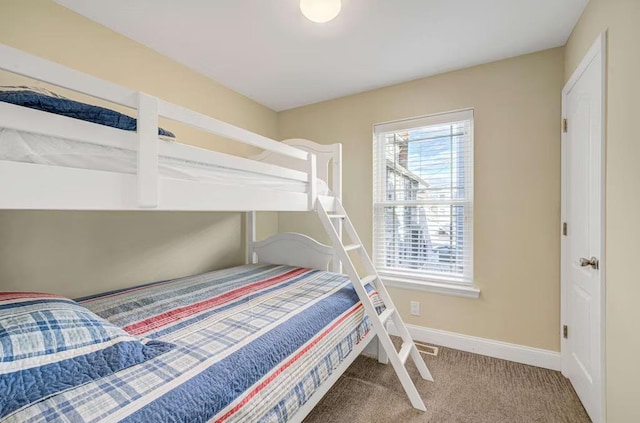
(373, 109), (473, 285)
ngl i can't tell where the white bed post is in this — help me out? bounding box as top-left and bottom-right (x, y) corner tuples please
(331, 144), (342, 201)
(331, 144), (343, 273)
(307, 153), (317, 210)
(246, 211), (257, 264)
(137, 93), (159, 208)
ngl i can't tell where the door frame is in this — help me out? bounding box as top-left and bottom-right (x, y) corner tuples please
(560, 31), (607, 422)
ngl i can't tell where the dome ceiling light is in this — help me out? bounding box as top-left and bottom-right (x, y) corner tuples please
(300, 0), (342, 23)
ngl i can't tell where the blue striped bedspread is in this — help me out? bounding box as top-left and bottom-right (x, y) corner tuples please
(3, 264), (383, 423)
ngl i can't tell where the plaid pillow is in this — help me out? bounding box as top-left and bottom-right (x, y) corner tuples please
(0, 292), (174, 419)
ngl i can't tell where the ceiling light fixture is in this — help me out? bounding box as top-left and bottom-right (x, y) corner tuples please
(300, 0), (342, 23)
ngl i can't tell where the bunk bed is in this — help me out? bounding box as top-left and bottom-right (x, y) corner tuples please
(0, 44), (432, 422)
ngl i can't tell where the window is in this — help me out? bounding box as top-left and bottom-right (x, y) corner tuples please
(373, 109), (474, 289)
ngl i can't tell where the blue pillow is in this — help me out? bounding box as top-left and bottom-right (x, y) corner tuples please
(0, 86), (176, 139)
(0, 292), (174, 419)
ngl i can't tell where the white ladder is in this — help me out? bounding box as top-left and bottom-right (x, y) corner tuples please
(316, 199), (433, 411)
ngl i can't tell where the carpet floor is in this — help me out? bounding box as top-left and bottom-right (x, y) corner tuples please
(303, 340), (591, 423)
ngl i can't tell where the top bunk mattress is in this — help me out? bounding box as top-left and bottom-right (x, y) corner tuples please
(0, 128), (329, 195)
(2, 264), (382, 423)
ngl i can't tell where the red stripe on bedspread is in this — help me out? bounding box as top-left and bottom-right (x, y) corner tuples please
(215, 301), (367, 422)
(124, 268), (311, 335)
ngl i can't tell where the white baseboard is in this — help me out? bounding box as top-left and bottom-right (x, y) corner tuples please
(386, 322), (561, 371)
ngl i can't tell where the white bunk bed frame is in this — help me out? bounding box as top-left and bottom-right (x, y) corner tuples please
(0, 44), (432, 420)
(0, 45), (335, 212)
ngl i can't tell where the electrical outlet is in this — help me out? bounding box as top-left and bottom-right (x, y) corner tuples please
(410, 301), (420, 316)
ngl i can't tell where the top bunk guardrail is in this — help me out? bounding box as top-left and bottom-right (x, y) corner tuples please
(0, 44), (323, 210)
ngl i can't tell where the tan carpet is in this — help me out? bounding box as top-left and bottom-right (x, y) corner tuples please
(303, 341), (590, 423)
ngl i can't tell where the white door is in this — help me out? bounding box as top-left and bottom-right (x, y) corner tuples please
(561, 33), (605, 423)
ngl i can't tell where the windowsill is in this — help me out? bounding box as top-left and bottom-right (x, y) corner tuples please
(380, 275), (481, 299)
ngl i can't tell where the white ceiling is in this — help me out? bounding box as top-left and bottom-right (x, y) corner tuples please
(56, 0), (588, 111)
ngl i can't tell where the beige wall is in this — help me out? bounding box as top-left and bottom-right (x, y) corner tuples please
(3, 4), (637, 420)
(564, 0), (640, 421)
(2, 1), (636, 419)
(0, 0), (279, 298)
(279, 48), (564, 351)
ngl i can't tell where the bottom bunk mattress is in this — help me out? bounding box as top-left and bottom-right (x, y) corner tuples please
(3, 264), (382, 423)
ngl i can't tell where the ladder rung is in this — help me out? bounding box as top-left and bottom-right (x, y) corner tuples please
(399, 342), (413, 365)
(343, 244), (361, 252)
(378, 307), (395, 324)
(327, 214), (346, 219)
(360, 275), (377, 286)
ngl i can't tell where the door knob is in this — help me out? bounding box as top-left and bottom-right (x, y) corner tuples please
(579, 257), (599, 270)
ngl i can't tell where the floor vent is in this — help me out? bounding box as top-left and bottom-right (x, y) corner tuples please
(415, 342), (439, 356)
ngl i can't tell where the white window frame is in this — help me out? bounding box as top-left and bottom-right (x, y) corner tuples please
(373, 109), (479, 298)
